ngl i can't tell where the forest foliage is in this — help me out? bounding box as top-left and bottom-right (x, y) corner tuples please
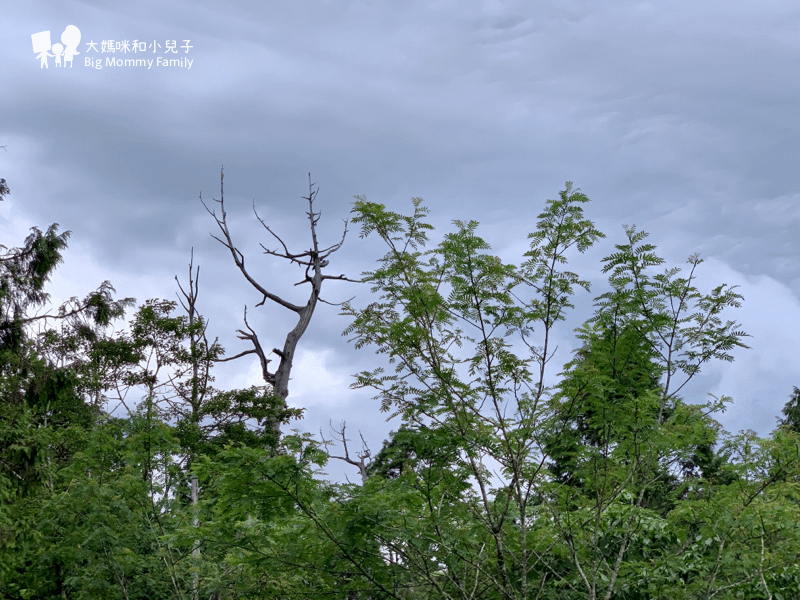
(2, 176), (799, 600)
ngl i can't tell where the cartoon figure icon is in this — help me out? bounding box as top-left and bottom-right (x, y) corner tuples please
(51, 43), (64, 67)
(31, 30), (55, 68)
(60, 25), (81, 67)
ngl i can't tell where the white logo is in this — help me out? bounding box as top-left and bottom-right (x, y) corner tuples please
(32, 25), (81, 69)
(32, 27), (195, 71)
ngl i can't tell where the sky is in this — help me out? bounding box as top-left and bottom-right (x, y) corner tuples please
(3, 0), (800, 483)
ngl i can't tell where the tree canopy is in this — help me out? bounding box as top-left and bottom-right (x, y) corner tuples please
(1, 174), (798, 600)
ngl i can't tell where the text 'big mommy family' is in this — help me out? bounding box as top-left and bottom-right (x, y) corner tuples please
(85, 56), (193, 69)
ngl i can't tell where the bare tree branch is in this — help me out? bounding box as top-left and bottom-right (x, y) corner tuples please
(316, 294), (356, 307)
(202, 169), (360, 435)
(201, 172), (304, 313)
(174, 247), (221, 420)
(214, 305), (274, 386)
(321, 421), (371, 484)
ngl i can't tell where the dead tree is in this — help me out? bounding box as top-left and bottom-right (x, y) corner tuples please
(321, 421), (372, 484)
(173, 247), (219, 425)
(202, 168), (360, 435)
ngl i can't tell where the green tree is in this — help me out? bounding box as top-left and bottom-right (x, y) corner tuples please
(173, 432), (335, 598)
(63, 253), (310, 599)
(541, 316), (667, 496)
(0, 218), (134, 414)
(8, 172), (800, 600)
(26, 405), (191, 600)
(326, 183), (752, 599)
(776, 386), (800, 433)
(0, 218), (135, 597)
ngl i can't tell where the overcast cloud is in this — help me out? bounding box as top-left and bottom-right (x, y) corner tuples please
(3, 0), (799, 481)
